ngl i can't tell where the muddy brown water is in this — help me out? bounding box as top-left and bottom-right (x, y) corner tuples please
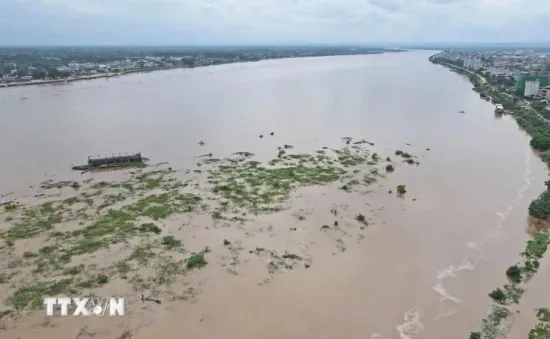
(0, 50), (549, 339)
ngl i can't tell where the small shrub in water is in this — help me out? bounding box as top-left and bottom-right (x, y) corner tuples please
(3, 203), (17, 212)
(138, 223), (161, 234)
(506, 265), (522, 283)
(96, 274), (109, 285)
(489, 288), (507, 303)
(386, 164), (395, 172)
(161, 236), (182, 249)
(469, 332), (481, 339)
(186, 252), (207, 269)
(355, 214), (368, 226)
(397, 185), (407, 195)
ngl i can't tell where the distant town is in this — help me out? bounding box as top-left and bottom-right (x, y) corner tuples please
(432, 49), (550, 115)
(0, 46), (405, 87)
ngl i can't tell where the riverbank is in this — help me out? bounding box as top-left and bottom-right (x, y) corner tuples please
(0, 50), (405, 89)
(430, 52), (550, 339)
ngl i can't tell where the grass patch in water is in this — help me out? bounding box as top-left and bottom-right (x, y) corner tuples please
(138, 223), (162, 234)
(161, 236), (182, 250)
(76, 273), (109, 288)
(211, 163), (345, 211)
(186, 251), (208, 270)
(7, 279), (77, 310)
(97, 193), (127, 210)
(69, 192), (200, 255)
(208, 146), (384, 212)
(3, 203), (17, 212)
(128, 245), (156, 265)
(152, 258), (186, 286)
(3, 202), (64, 241)
(63, 264), (85, 276)
(134, 170), (166, 190)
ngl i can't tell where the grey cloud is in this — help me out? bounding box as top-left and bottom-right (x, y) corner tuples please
(367, 0), (402, 11)
(1, 0), (549, 45)
(430, 0), (462, 3)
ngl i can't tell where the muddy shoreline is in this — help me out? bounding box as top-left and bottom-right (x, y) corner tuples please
(432, 54), (550, 339)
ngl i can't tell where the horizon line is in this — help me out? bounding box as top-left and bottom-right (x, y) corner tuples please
(0, 41), (549, 48)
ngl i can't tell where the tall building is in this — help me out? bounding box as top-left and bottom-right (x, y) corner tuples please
(525, 80), (540, 97)
(473, 58), (483, 70)
(463, 58), (473, 69)
(515, 72), (550, 90)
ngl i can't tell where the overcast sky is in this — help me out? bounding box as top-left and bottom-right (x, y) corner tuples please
(1, 0), (549, 45)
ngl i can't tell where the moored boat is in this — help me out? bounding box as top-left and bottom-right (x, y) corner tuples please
(72, 152), (149, 172)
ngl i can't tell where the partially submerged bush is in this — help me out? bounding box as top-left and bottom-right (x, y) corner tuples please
(506, 265), (522, 283)
(138, 223), (162, 234)
(186, 252), (207, 269)
(3, 203), (17, 212)
(161, 236), (182, 249)
(355, 214), (368, 226)
(469, 332), (481, 339)
(489, 288), (507, 304)
(396, 185), (407, 195)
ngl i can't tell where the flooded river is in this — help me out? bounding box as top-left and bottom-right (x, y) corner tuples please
(0, 50), (548, 339)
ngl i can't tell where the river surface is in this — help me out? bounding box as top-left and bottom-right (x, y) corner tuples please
(0, 50), (549, 339)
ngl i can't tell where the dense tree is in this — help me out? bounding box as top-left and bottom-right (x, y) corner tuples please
(528, 181), (550, 220)
(530, 134), (550, 151)
(46, 68), (61, 79)
(31, 69), (47, 79)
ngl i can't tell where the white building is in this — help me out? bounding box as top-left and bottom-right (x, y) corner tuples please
(525, 80), (540, 97)
(473, 58), (483, 70)
(463, 57), (482, 70)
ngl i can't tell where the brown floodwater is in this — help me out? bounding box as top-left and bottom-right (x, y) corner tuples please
(0, 50), (549, 339)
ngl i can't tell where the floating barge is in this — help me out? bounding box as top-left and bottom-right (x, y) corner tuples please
(495, 104), (504, 113)
(72, 153), (149, 172)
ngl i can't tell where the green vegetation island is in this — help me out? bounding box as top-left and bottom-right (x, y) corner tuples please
(430, 53), (550, 339)
(0, 46), (406, 87)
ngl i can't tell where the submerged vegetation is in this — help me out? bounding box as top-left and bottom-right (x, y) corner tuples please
(207, 142), (386, 212)
(0, 137), (410, 318)
(396, 184), (407, 196)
